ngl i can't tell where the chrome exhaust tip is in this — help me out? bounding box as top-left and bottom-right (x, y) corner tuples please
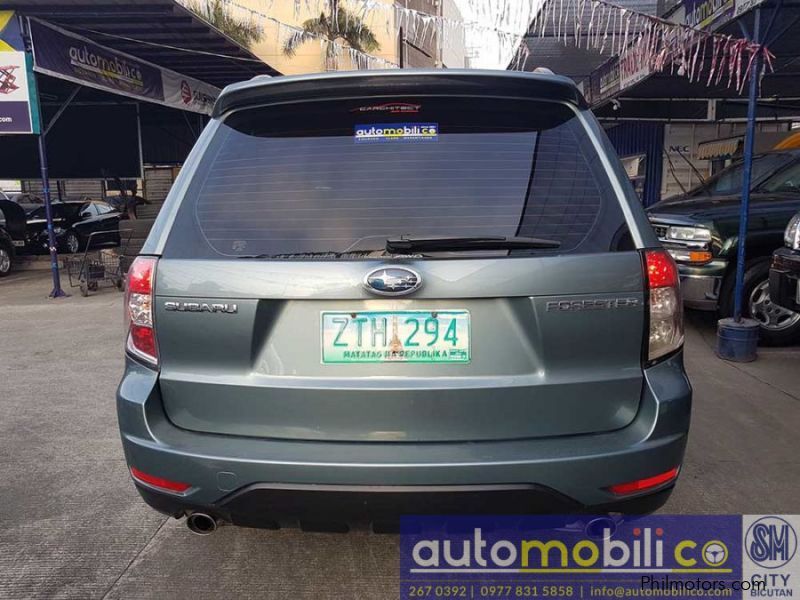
(585, 516), (620, 539)
(186, 512), (218, 535)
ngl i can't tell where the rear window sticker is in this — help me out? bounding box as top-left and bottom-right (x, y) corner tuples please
(354, 123), (438, 143)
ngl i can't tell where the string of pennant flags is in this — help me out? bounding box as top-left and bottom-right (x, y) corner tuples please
(182, 0), (774, 93)
(529, 0), (774, 92)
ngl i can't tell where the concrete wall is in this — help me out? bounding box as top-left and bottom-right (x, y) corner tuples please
(242, 0), (401, 74)
(440, 0), (466, 68)
(397, 0), (438, 67)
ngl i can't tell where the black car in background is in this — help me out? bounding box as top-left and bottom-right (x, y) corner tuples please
(0, 199), (28, 276)
(770, 211), (800, 313)
(648, 150), (800, 345)
(10, 193), (45, 215)
(26, 200), (121, 254)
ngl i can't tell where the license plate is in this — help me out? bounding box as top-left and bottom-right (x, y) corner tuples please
(321, 310), (470, 364)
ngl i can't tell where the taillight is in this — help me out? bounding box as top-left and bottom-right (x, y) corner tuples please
(125, 256), (158, 366)
(644, 249), (684, 362)
(130, 466), (191, 494)
(608, 466), (680, 496)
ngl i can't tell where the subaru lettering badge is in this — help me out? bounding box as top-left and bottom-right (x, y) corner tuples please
(364, 267), (422, 296)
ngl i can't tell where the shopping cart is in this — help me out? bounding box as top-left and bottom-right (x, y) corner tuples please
(64, 229), (133, 297)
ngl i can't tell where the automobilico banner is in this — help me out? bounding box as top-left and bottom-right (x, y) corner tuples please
(401, 515), (800, 600)
(29, 18), (219, 115)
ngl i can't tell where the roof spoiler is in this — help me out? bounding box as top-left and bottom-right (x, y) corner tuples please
(212, 69), (587, 118)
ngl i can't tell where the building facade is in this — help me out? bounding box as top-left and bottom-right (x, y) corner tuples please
(242, 0), (464, 74)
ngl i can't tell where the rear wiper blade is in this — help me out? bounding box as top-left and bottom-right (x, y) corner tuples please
(385, 235), (561, 253)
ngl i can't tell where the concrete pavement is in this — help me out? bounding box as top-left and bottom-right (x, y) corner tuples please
(1, 271), (798, 599)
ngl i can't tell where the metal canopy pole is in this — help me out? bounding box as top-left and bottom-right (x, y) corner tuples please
(35, 79), (67, 299)
(22, 17), (66, 298)
(716, 6), (774, 361)
(733, 8), (762, 322)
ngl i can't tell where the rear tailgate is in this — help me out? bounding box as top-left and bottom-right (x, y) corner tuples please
(152, 87), (647, 443)
(154, 255), (645, 442)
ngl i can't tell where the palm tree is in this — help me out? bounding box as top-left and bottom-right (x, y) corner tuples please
(283, 0), (380, 71)
(186, 0), (262, 49)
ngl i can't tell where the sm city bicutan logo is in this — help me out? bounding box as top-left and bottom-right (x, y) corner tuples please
(746, 517), (798, 569)
(410, 527), (732, 574)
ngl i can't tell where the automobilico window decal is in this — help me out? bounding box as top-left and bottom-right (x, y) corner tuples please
(354, 123), (438, 143)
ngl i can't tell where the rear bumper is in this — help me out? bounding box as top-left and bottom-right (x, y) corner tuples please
(135, 482), (675, 532)
(770, 247), (800, 312)
(118, 352), (691, 526)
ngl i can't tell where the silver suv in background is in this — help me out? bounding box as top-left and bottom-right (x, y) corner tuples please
(117, 70), (691, 534)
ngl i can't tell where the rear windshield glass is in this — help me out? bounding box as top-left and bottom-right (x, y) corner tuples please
(164, 97), (630, 259)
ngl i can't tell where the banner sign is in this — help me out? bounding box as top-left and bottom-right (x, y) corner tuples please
(30, 19), (164, 102)
(683, 0), (735, 30)
(619, 45), (652, 90)
(30, 18), (219, 115)
(591, 59), (620, 103)
(0, 11), (39, 134)
(161, 69), (218, 115)
(733, 0), (766, 18)
(683, 0), (765, 30)
(401, 514), (800, 600)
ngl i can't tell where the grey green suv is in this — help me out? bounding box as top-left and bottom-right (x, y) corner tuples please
(117, 70), (691, 534)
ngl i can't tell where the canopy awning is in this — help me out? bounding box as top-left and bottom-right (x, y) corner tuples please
(4, 0), (280, 89)
(587, 0), (800, 121)
(696, 136), (743, 159)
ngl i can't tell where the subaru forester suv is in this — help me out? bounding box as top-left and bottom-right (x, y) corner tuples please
(118, 70), (691, 534)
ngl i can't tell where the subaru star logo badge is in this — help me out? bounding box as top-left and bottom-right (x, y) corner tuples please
(364, 267), (422, 296)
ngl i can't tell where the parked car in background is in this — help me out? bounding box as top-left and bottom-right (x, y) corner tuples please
(770, 211), (800, 313)
(0, 198), (28, 276)
(26, 199), (121, 254)
(648, 150), (800, 345)
(10, 193), (44, 215)
(119, 70), (691, 533)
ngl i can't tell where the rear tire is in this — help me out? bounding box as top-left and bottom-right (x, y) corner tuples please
(64, 231), (81, 255)
(0, 243), (12, 277)
(719, 257), (800, 346)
